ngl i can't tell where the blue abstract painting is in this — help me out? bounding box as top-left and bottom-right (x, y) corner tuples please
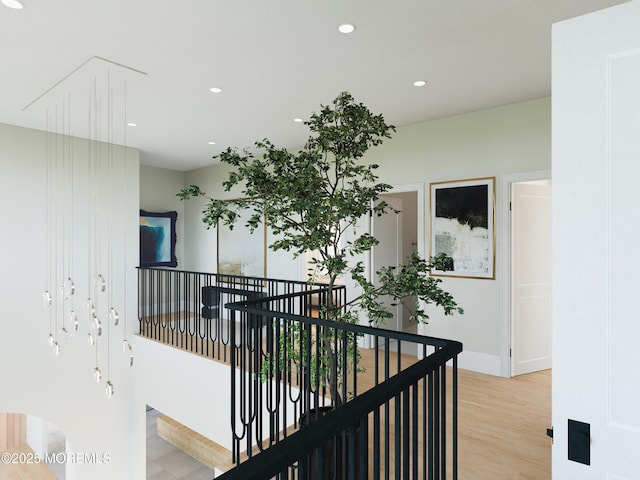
(140, 210), (177, 267)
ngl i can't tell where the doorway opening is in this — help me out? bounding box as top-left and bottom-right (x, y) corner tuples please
(367, 184), (425, 357)
(508, 175), (552, 377)
(372, 190), (419, 334)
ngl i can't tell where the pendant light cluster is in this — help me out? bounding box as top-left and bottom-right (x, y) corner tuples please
(38, 58), (144, 399)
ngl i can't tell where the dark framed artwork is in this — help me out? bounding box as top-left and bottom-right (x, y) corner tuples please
(430, 177), (495, 279)
(139, 210), (178, 267)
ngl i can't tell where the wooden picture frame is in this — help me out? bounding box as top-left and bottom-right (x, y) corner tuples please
(430, 177), (495, 279)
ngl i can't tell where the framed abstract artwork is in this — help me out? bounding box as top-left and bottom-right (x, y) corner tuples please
(139, 210), (178, 267)
(217, 208), (266, 278)
(430, 177), (495, 279)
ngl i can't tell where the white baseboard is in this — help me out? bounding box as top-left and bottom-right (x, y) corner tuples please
(415, 345), (504, 377)
(454, 350), (503, 377)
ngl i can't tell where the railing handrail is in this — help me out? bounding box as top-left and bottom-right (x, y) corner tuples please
(215, 342), (462, 480)
(225, 287), (452, 349)
(136, 265), (331, 288)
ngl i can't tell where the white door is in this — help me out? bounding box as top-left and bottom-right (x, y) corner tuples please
(371, 196), (402, 331)
(511, 181), (552, 376)
(553, 3), (640, 478)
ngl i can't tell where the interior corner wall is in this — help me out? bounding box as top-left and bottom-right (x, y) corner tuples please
(139, 165), (186, 269)
(180, 97), (551, 375)
(0, 122), (141, 479)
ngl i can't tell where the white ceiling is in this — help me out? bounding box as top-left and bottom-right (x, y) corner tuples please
(0, 0), (628, 171)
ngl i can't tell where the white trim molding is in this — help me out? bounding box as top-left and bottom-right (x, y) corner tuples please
(455, 350), (502, 377)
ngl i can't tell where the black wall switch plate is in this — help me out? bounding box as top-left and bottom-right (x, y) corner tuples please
(568, 419), (590, 465)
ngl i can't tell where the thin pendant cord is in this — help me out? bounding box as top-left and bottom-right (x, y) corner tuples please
(108, 72), (113, 312)
(62, 94), (75, 326)
(86, 90), (92, 313)
(107, 70), (112, 383)
(94, 91), (101, 307)
(69, 93), (77, 332)
(123, 80), (128, 342)
(95, 86), (102, 337)
(122, 80), (133, 367)
(53, 106), (59, 347)
(45, 109), (53, 340)
(90, 79), (102, 374)
(87, 83), (100, 379)
(62, 98), (67, 335)
(60, 95), (67, 337)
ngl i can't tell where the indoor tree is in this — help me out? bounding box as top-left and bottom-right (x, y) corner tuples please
(178, 91), (462, 407)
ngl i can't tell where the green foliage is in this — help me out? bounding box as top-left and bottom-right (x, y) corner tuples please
(258, 319), (364, 406)
(178, 91), (463, 406)
(178, 92), (396, 292)
(360, 252), (464, 325)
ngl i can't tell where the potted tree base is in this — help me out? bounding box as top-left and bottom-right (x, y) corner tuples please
(299, 406), (360, 480)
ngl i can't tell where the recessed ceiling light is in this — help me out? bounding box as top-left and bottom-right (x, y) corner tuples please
(2, 0), (24, 9)
(208, 141), (216, 145)
(127, 122), (137, 127)
(413, 80), (427, 87)
(293, 118), (304, 123)
(209, 87), (223, 93)
(338, 23), (355, 34)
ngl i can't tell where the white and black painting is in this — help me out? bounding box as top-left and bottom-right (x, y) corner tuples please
(430, 177), (495, 279)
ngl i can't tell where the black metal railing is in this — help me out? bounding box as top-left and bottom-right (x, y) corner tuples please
(225, 291), (461, 479)
(137, 267), (461, 479)
(137, 267), (341, 362)
(217, 344), (461, 480)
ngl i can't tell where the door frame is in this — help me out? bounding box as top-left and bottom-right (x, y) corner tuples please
(370, 182), (426, 270)
(361, 183), (425, 348)
(499, 170), (551, 377)
(372, 194), (404, 332)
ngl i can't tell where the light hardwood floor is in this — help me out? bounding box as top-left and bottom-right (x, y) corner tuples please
(0, 445), (58, 480)
(457, 368), (551, 480)
(141, 328), (551, 479)
(357, 347), (551, 479)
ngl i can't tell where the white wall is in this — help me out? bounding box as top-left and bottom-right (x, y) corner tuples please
(180, 97), (551, 375)
(133, 335), (234, 449)
(134, 334), (310, 464)
(0, 123), (142, 479)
